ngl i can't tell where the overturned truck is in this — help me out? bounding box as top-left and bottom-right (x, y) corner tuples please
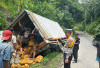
(8, 10), (66, 55)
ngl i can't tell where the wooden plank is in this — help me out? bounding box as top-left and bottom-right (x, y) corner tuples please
(47, 40), (58, 43)
(37, 41), (46, 49)
(48, 37), (66, 40)
(36, 41), (46, 55)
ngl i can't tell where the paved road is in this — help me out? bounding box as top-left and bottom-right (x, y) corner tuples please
(61, 32), (98, 68)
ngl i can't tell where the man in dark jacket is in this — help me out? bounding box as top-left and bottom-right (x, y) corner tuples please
(73, 33), (80, 63)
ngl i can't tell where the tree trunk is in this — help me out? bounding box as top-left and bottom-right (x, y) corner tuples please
(90, 15), (93, 23)
(18, 0), (22, 13)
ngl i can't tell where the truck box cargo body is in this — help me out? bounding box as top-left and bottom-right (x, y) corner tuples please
(8, 10), (66, 54)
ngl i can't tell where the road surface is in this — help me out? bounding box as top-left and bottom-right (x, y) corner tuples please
(61, 32), (98, 68)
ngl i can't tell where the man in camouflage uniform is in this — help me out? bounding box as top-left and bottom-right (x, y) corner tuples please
(64, 30), (74, 68)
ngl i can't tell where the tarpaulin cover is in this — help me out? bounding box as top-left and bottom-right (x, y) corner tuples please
(28, 11), (66, 39)
(8, 10), (66, 40)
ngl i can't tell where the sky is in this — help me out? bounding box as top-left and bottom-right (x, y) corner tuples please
(78, 0), (89, 3)
(78, 0), (82, 3)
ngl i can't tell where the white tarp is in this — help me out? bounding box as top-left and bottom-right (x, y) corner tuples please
(29, 12), (66, 39)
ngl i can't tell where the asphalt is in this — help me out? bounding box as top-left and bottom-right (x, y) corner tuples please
(60, 32), (98, 68)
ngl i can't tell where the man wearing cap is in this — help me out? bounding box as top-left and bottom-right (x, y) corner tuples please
(0, 30), (12, 68)
(73, 33), (80, 63)
(64, 30), (74, 68)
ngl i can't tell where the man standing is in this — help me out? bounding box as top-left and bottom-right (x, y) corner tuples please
(73, 33), (80, 63)
(9, 28), (17, 53)
(0, 30), (12, 68)
(20, 28), (31, 54)
(17, 21), (26, 49)
(9, 28), (17, 64)
(30, 29), (42, 60)
(64, 30), (74, 68)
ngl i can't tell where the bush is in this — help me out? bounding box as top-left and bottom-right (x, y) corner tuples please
(73, 23), (85, 31)
(86, 21), (100, 35)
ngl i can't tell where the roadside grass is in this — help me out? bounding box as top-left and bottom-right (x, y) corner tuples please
(86, 32), (94, 37)
(30, 52), (63, 68)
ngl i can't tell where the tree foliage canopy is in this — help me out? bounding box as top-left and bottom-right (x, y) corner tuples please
(0, 0), (99, 35)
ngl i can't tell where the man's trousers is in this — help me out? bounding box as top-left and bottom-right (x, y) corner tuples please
(64, 53), (72, 68)
(73, 46), (79, 62)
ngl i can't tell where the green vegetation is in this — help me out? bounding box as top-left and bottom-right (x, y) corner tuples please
(0, 10), (8, 30)
(30, 52), (63, 68)
(0, 0), (84, 30)
(74, 0), (100, 35)
(0, 0), (99, 33)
